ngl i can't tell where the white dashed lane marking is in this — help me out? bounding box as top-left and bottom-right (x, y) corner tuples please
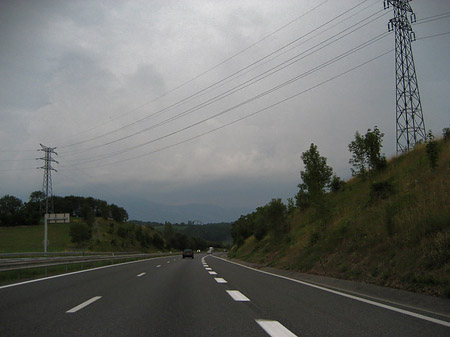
(208, 271), (218, 275)
(137, 272), (146, 277)
(214, 278), (227, 284)
(66, 296), (102, 313)
(255, 320), (297, 337)
(226, 290), (250, 302)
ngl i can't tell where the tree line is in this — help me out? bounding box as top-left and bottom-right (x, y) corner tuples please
(0, 191), (128, 227)
(160, 223), (226, 251)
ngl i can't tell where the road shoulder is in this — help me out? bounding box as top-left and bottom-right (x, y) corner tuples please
(224, 256), (450, 320)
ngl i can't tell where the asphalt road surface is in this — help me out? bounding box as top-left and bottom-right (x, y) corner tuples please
(1, 253), (449, 336)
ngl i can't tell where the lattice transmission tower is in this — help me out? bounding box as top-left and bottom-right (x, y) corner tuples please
(384, 0), (426, 153)
(37, 144), (58, 214)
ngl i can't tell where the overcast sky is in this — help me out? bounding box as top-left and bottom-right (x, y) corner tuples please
(1, 0), (449, 221)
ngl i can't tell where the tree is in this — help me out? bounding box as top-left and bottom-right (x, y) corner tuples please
(253, 207), (268, 240)
(443, 126), (450, 141)
(29, 191), (45, 204)
(110, 204), (128, 222)
(163, 223), (175, 248)
(266, 198), (287, 233)
(231, 215), (253, 246)
(297, 143), (333, 202)
(348, 131), (367, 177)
(0, 195), (24, 226)
(152, 231), (164, 249)
(295, 184), (310, 210)
(97, 200), (110, 219)
(425, 130), (440, 169)
(17, 191), (44, 226)
(349, 126), (385, 177)
(364, 126), (385, 171)
(81, 204), (95, 226)
(330, 175), (345, 192)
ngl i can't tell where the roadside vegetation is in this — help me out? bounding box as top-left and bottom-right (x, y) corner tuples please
(230, 127), (450, 297)
(0, 194), (226, 253)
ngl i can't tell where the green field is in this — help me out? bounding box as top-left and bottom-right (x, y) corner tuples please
(0, 222), (71, 253)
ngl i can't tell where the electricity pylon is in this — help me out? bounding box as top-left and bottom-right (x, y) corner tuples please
(37, 144), (58, 214)
(384, 0), (426, 153)
(37, 144), (58, 254)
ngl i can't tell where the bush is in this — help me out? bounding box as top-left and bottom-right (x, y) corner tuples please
(443, 127), (450, 141)
(425, 130), (440, 169)
(69, 223), (92, 244)
(152, 232), (164, 249)
(254, 222), (267, 241)
(370, 181), (395, 202)
(117, 225), (128, 239)
(330, 175), (346, 192)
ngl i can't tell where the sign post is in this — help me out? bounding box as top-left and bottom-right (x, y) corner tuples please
(44, 214), (48, 255)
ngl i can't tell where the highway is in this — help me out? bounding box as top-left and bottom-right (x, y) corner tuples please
(1, 253), (449, 336)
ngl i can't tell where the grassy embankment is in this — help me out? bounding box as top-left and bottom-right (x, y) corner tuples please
(229, 140), (450, 297)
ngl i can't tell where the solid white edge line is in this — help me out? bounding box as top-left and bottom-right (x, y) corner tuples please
(66, 296), (102, 313)
(0, 256), (173, 290)
(214, 256), (450, 328)
(226, 290), (250, 302)
(137, 272), (146, 277)
(256, 320), (297, 337)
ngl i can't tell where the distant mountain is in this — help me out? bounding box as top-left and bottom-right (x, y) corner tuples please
(127, 200), (251, 224)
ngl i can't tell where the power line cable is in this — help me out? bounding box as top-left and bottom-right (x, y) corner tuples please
(52, 1), (329, 147)
(63, 4), (385, 157)
(58, 0), (373, 150)
(64, 31), (389, 165)
(68, 32), (391, 167)
(3, 34), (447, 174)
(416, 31), (450, 40)
(74, 49), (394, 170)
(415, 11), (450, 25)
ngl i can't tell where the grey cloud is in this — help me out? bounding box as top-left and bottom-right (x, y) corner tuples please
(1, 0), (448, 222)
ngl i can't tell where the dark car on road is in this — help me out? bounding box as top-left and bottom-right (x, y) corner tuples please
(182, 249), (194, 259)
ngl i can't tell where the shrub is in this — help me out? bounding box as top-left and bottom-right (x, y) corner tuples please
(152, 232), (164, 249)
(443, 127), (450, 141)
(330, 175), (346, 192)
(69, 223), (92, 244)
(117, 225), (128, 239)
(370, 181), (395, 202)
(254, 222), (267, 241)
(425, 130), (440, 169)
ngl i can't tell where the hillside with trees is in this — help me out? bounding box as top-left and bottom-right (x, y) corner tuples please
(0, 194), (226, 253)
(0, 193), (128, 227)
(230, 127), (450, 297)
